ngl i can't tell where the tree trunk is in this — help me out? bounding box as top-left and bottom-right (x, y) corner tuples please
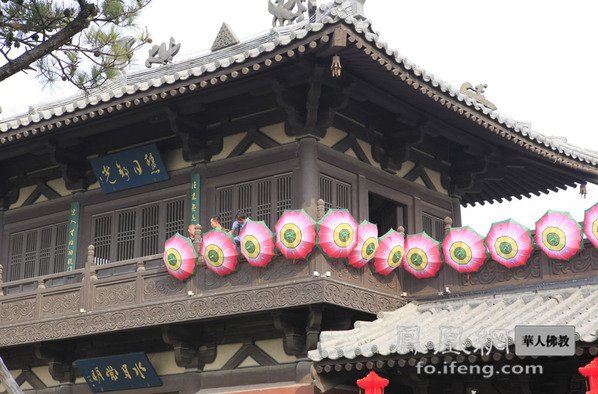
(0, 356), (23, 394)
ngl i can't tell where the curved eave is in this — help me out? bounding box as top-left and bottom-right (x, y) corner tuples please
(1, 18), (597, 206)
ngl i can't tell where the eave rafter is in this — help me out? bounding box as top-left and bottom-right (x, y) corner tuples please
(0, 27), (333, 146)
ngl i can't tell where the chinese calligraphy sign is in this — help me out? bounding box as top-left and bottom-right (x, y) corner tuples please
(90, 144), (169, 194)
(75, 352), (162, 392)
(191, 173), (200, 225)
(66, 202), (79, 271)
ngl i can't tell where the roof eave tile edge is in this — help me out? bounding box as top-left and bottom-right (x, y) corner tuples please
(0, 23), (348, 146)
(329, 17), (598, 170)
(3, 18), (597, 174)
(333, 29), (598, 175)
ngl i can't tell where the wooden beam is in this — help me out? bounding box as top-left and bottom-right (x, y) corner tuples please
(0, 356), (23, 394)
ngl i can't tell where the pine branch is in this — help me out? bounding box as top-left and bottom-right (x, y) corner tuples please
(0, 1), (97, 83)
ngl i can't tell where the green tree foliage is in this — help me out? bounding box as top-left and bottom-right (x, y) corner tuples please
(0, 0), (152, 90)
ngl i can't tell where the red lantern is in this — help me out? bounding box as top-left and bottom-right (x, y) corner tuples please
(579, 358), (598, 394)
(356, 371), (389, 394)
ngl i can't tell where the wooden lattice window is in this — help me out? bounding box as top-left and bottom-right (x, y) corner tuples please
(215, 174), (292, 230)
(319, 174), (351, 211)
(7, 223), (68, 281)
(92, 196), (185, 265)
(422, 213), (445, 241)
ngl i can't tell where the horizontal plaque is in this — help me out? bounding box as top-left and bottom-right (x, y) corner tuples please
(90, 143), (169, 194)
(75, 352), (162, 392)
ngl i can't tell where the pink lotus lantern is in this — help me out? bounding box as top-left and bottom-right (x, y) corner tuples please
(403, 232), (442, 278)
(485, 219), (534, 268)
(535, 210), (583, 260)
(441, 226), (488, 273)
(200, 228), (239, 276)
(316, 209), (358, 260)
(347, 220), (378, 269)
(372, 229), (404, 276)
(584, 203), (598, 248)
(275, 209), (316, 262)
(163, 233), (198, 281)
(239, 220), (276, 268)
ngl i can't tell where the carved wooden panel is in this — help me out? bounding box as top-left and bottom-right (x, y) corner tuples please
(259, 256), (309, 282)
(323, 282), (404, 313)
(364, 267), (399, 293)
(0, 298), (36, 322)
(143, 274), (186, 301)
(326, 259), (362, 285)
(41, 290), (81, 317)
(550, 248), (598, 275)
(0, 281), (403, 347)
(93, 281), (136, 310)
(203, 262), (257, 291)
(460, 256), (542, 286)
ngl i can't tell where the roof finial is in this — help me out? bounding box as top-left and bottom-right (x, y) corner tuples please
(347, 0), (366, 19)
(211, 23), (240, 52)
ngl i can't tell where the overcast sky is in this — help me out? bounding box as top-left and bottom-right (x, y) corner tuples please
(1, 0), (597, 234)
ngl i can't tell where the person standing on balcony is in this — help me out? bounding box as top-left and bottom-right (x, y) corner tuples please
(229, 212), (249, 244)
(188, 224), (198, 241)
(210, 216), (229, 233)
(187, 223), (201, 254)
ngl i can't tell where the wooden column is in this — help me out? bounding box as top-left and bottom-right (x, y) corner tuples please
(451, 196), (462, 227)
(296, 138), (319, 218)
(357, 174), (368, 222)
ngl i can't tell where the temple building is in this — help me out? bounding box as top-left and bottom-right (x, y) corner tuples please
(1, 1), (598, 393)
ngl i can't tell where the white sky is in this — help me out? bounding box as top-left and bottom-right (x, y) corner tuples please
(1, 0), (597, 234)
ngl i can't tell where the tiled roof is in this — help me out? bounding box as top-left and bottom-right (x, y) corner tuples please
(308, 283), (598, 362)
(2, 0), (598, 167)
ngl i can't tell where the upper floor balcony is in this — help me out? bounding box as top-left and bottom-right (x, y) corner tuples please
(3, 202), (598, 351)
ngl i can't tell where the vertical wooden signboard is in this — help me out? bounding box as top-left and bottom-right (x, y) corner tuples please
(66, 202), (80, 271)
(191, 174), (200, 225)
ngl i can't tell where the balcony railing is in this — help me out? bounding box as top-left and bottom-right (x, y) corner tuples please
(0, 235), (406, 349)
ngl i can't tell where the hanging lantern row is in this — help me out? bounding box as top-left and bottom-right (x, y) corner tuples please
(163, 204), (598, 280)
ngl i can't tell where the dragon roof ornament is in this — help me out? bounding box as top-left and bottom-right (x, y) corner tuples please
(460, 82), (497, 111)
(145, 37), (181, 68)
(268, 0), (313, 27)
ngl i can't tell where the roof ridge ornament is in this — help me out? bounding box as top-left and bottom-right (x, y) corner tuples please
(211, 22), (240, 52)
(268, 0), (308, 27)
(145, 37), (181, 68)
(460, 82), (497, 111)
(344, 0), (366, 19)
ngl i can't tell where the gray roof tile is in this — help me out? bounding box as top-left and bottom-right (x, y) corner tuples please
(308, 284), (598, 362)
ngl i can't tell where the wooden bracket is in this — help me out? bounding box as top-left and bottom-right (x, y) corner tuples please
(162, 325), (217, 371)
(167, 106), (223, 164)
